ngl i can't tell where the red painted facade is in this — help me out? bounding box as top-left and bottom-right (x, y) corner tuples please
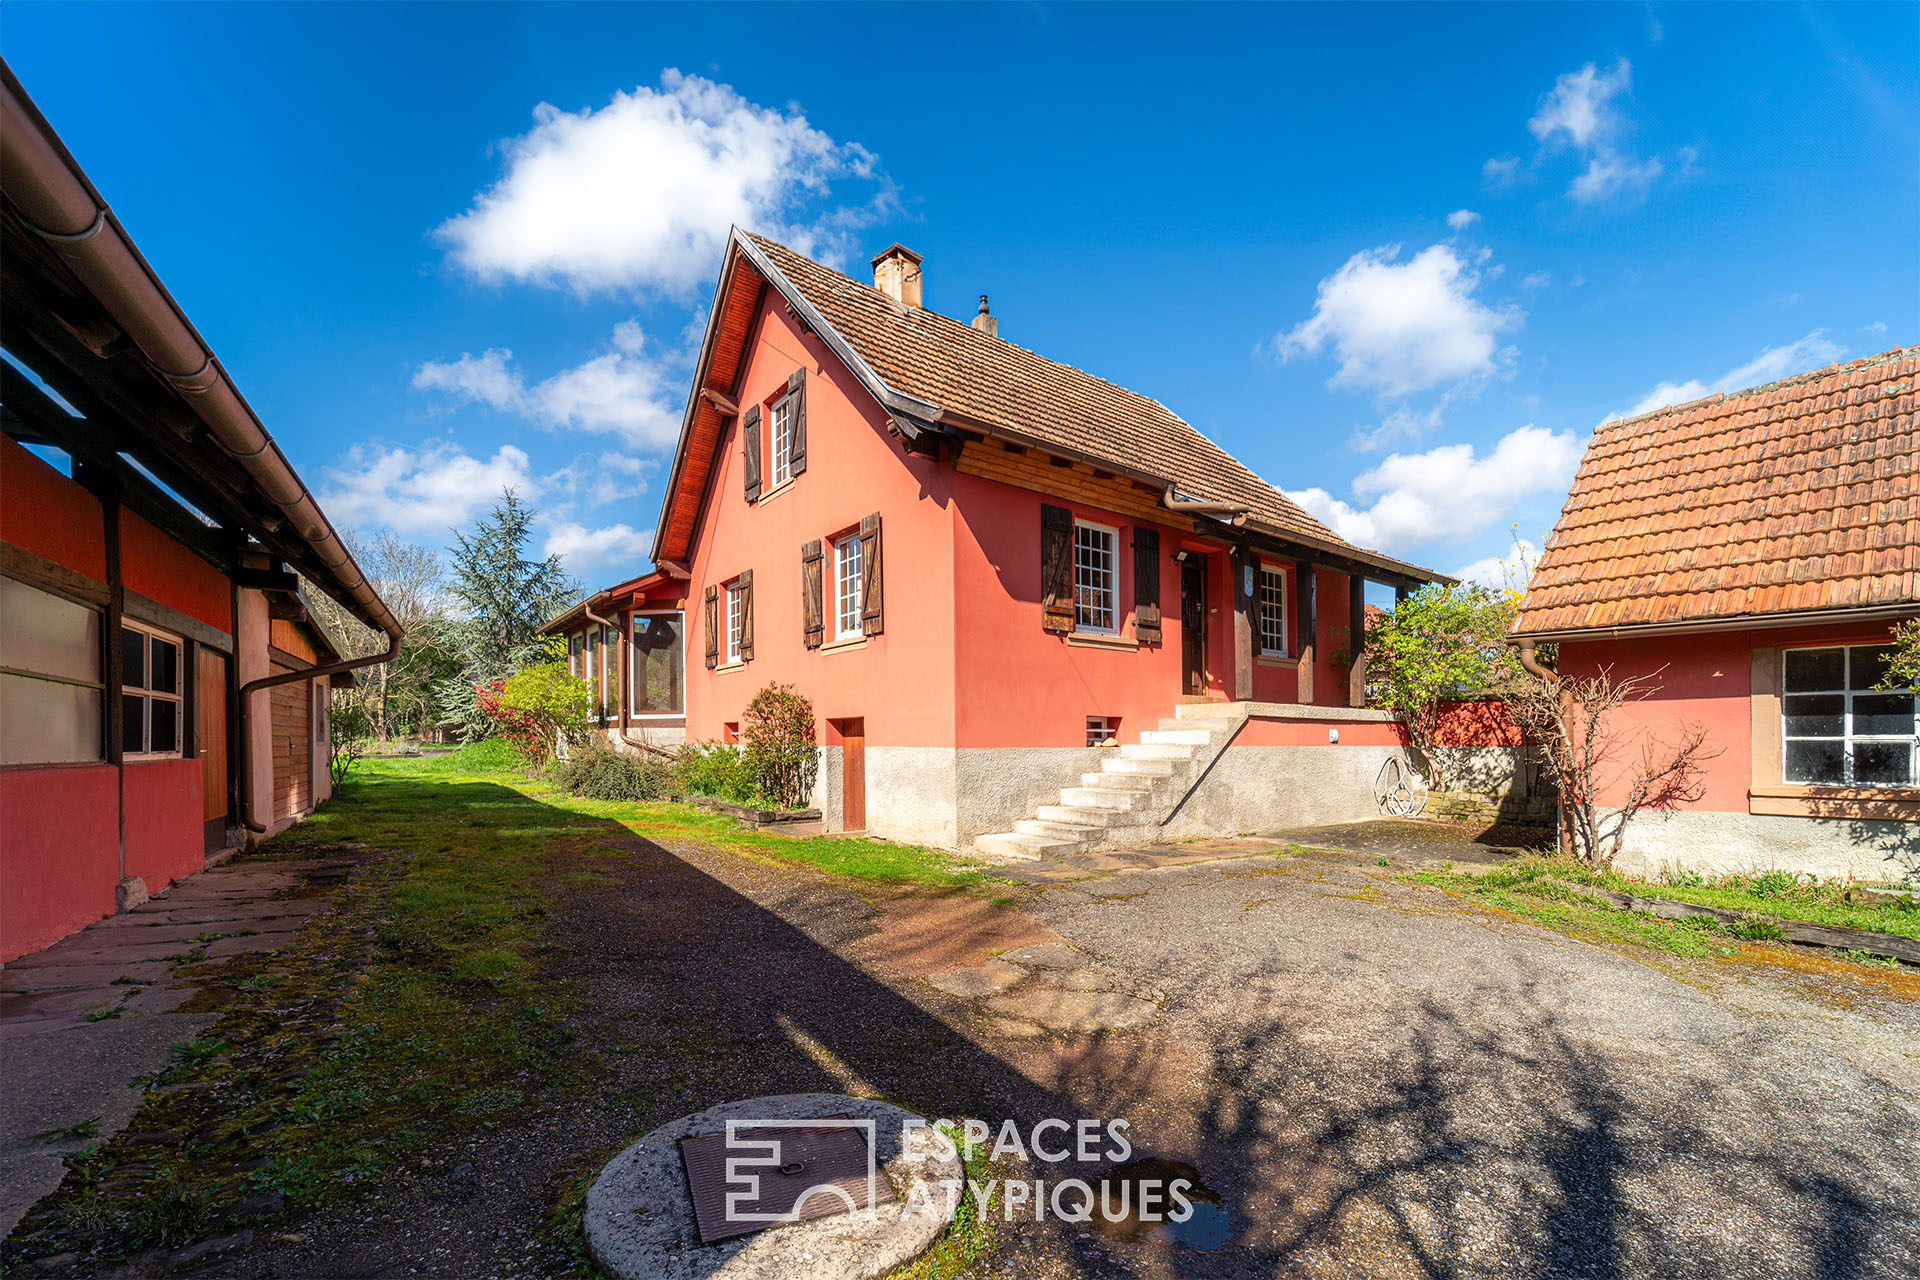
(681, 291), (1370, 750)
(0, 765), (121, 959)
(1558, 620), (1900, 812)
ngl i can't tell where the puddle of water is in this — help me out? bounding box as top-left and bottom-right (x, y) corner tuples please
(1092, 1157), (1233, 1249)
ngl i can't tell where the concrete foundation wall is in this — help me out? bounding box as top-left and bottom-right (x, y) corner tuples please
(1608, 809), (1920, 886)
(1163, 744), (1413, 839)
(866, 746), (962, 849)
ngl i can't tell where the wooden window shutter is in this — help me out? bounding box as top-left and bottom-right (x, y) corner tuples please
(787, 368), (807, 477)
(703, 585), (719, 669)
(859, 512), (883, 636)
(738, 570), (755, 661)
(1040, 503), (1073, 633)
(801, 539), (825, 649)
(741, 404), (763, 502)
(1133, 527), (1162, 643)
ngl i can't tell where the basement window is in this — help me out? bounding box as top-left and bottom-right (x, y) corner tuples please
(1086, 716), (1119, 748)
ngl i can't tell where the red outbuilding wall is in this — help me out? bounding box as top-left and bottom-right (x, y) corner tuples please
(0, 765), (121, 960)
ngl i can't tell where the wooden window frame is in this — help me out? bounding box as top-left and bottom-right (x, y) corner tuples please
(122, 618), (184, 761)
(1257, 565), (1290, 657)
(1072, 519), (1120, 636)
(833, 530), (863, 641)
(768, 393), (795, 491)
(628, 610), (686, 719)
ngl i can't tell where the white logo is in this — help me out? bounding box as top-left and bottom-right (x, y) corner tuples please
(721, 1118), (879, 1226)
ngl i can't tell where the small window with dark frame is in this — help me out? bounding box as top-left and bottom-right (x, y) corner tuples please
(1258, 567), (1288, 655)
(1782, 645), (1915, 787)
(1086, 716), (1119, 747)
(121, 620), (183, 758)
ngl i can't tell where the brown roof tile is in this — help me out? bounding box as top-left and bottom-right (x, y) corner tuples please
(746, 233), (1440, 581)
(1512, 345), (1919, 637)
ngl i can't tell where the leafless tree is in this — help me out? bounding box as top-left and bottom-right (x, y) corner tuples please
(305, 530), (456, 740)
(1507, 664), (1721, 864)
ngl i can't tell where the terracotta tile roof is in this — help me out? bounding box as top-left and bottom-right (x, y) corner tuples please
(1512, 345), (1919, 638)
(747, 233), (1437, 580)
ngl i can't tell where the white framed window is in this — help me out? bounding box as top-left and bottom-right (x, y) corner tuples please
(630, 612), (685, 716)
(769, 395), (794, 489)
(1782, 645), (1916, 788)
(834, 531), (863, 640)
(121, 619), (183, 759)
(1259, 567), (1289, 655)
(594, 626), (610, 722)
(1086, 716), (1118, 747)
(0, 576), (105, 766)
(726, 582), (746, 664)
(1073, 520), (1118, 634)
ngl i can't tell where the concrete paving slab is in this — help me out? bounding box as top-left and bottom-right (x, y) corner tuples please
(998, 943), (1088, 971)
(983, 987), (1159, 1032)
(925, 959), (1026, 999)
(0, 962), (170, 993)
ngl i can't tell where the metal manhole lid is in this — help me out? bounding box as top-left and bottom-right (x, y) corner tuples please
(678, 1117), (896, 1245)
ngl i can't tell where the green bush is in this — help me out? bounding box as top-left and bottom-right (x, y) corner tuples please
(675, 741), (756, 803)
(550, 744), (673, 802)
(741, 683), (818, 810)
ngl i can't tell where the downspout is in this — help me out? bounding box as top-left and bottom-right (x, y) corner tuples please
(237, 633), (401, 833)
(1515, 636), (1558, 684)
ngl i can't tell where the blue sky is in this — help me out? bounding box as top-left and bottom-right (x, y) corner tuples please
(6, 2), (1915, 591)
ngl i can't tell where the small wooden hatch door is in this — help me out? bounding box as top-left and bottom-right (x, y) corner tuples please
(836, 718), (865, 833)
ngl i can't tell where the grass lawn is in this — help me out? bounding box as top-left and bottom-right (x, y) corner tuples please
(4, 740), (982, 1273)
(1407, 855), (1919, 962)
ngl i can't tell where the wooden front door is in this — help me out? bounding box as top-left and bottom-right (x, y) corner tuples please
(270, 666), (311, 822)
(1180, 558), (1208, 696)
(196, 648), (229, 848)
(839, 718), (866, 833)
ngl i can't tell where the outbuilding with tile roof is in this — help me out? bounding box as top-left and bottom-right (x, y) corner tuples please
(1513, 346), (1917, 884)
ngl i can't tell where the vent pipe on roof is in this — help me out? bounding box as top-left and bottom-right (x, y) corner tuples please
(971, 294), (997, 339)
(871, 243), (923, 307)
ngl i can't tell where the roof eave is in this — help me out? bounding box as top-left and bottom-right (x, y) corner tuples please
(1510, 601), (1920, 644)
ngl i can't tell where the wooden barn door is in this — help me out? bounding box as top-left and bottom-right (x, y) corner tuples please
(270, 667), (310, 822)
(197, 648), (229, 849)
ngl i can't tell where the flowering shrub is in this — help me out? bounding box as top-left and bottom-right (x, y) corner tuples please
(741, 683), (817, 810)
(476, 661), (590, 764)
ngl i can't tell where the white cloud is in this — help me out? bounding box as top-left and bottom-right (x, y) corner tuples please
(1482, 154), (1522, 188)
(1520, 270), (1554, 291)
(548, 450), (655, 510)
(1283, 425), (1583, 553)
(1518, 59), (1672, 204)
(413, 324), (683, 449)
(438, 70), (891, 296)
(1453, 539), (1540, 591)
(317, 441), (536, 537)
(543, 521), (655, 574)
(1274, 243), (1521, 397)
(1348, 403), (1443, 453)
(1529, 60), (1632, 149)
(1446, 209), (1481, 230)
(1616, 331), (1846, 418)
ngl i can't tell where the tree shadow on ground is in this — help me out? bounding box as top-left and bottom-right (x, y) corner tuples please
(193, 779), (1917, 1280)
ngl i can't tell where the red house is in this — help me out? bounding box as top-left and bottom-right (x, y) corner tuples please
(1512, 346), (1918, 884)
(0, 66), (400, 960)
(596, 230), (1456, 855)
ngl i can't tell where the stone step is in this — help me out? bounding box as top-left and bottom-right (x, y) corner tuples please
(1078, 771), (1159, 791)
(1015, 819), (1104, 841)
(972, 832), (1075, 861)
(1059, 786), (1150, 811)
(1119, 743), (1198, 761)
(1158, 717), (1234, 734)
(1175, 700), (1251, 721)
(1139, 728), (1215, 745)
(1036, 803), (1124, 827)
(1101, 756), (1176, 776)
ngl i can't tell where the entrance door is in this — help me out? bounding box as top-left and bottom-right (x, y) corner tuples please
(196, 648), (229, 850)
(1180, 558), (1208, 696)
(838, 718), (866, 833)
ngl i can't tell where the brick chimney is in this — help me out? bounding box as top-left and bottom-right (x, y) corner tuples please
(971, 294), (997, 339)
(871, 243), (923, 307)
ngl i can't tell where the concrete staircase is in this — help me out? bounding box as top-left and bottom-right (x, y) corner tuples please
(971, 701), (1251, 862)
